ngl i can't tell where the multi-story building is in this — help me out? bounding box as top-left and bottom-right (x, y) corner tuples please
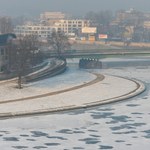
(54, 19), (90, 36)
(40, 12), (65, 20)
(14, 11), (93, 40)
(40, 12), (66, 25)
(14, 19), (91, 38)
(14, 25), (58, 38)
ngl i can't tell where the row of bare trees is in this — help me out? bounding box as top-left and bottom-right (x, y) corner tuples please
(6, 31), (70, 89)
(47, 31), (71, 58)
(7, 35), (41, 88)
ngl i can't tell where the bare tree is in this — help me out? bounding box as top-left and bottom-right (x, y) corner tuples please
(85, 11), (113, 34)
(14, 35), (39, 89)
(47, 31), (71, 59)
(85, 11), (113, 26)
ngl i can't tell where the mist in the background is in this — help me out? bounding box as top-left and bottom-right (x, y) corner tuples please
(0, 0), (150, 17)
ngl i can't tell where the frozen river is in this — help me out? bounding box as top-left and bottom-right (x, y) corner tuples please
(0, 57), (150, 150)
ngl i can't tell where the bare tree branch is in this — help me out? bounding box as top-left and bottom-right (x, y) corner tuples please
(47, 31), (71, 58)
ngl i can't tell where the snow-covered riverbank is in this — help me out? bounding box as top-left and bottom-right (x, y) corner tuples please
(0, 57), (149, 150)
(0, 62), (144, 117)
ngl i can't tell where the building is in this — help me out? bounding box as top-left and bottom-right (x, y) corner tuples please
(14, 19), (91, 38)
(40, 12), (65, 20)
(143, 21), (150, 29)
(81, 27), (97, 41)
(14, 25), (58, 38)
(14, 11), (93, 40)
(54, 19), (90, 36)
(14, 11), (92, 39)
(0, 33), (16, 73)
(115, 8), (144, 26)
(40, 12), (66, 25)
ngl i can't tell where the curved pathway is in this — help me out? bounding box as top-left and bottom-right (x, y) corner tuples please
(0, 69), (145, 118)
(0, 73), (104, 104)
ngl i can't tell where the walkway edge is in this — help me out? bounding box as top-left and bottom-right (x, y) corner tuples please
(0, 76), (146, 119)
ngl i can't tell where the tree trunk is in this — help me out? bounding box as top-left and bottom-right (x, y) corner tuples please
(18, 73), (22, 89)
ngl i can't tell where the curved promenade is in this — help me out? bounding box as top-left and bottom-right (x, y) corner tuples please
(0, 68), (145, 118)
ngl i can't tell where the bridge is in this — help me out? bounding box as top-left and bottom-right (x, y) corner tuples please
(44, 48), (150, 59)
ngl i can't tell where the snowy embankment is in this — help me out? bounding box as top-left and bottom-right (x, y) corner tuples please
(0, 65), (145, 117)
(0, 57), (149, 150)
(0, 68), (96, 102)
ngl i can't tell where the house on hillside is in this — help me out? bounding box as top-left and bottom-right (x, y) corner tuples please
(0, 33), (16, 73)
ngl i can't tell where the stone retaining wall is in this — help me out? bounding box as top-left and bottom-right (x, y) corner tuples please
(79, 58), (102, 69)
(24, 59), (67, 82)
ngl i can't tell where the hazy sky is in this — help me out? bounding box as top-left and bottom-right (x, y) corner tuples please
(0, 0), (150, 17)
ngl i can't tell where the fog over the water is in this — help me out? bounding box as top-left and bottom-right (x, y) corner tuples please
(0, 0), (150, 17)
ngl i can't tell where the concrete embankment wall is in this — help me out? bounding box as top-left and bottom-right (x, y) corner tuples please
(25, 59), (67, 82)
(0, 61), (48, 81)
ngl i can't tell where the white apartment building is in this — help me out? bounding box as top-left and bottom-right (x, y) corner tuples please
(14, 19), (90, 37)
(54, 19), (90, 36)
(14, 25), (58, 38)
